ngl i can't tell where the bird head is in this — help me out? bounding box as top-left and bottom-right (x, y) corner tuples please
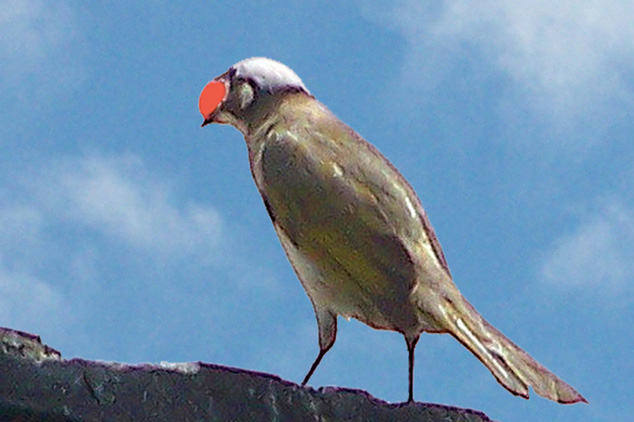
(199, 57), (311, 134)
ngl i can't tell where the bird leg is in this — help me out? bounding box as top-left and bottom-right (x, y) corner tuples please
(301, 347), (328, 386)
(406, 335), (420, 402)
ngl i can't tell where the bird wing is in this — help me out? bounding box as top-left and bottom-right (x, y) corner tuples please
(249, 103), (449, 330)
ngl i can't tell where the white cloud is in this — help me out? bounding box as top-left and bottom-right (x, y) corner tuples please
(362, 1), (634, 128)
(0, 205), (67, 330)
(0, 154), (225, 332)
(0, 0), (83, 101)
(38, 155), (224, 263)
(0, 260), (64, 330)
(540, 199), (634, 297)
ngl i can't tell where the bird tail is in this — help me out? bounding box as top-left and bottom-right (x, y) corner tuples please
(423, 286), (587, 404)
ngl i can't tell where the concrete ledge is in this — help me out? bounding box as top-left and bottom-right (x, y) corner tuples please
(0, 327), (492, 421)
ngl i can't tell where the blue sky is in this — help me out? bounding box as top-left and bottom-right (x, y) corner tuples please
(1, 2), (632, 421)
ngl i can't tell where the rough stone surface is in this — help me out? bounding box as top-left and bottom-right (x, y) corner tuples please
(0, 327), (493, 422)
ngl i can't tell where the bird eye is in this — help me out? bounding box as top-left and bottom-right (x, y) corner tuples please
(237, 82), (255, 110)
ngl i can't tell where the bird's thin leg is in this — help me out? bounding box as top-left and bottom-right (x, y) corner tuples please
(302, 309), (337, 386)
(406, 335), (420, 403)
(301, 348), (328, 386)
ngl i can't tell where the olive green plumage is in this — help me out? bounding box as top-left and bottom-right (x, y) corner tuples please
(200, 57), (587, 404)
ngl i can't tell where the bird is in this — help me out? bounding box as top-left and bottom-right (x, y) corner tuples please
(198, 57), (587, 404)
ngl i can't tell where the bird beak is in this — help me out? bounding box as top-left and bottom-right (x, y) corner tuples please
(201, 113), (215, 127)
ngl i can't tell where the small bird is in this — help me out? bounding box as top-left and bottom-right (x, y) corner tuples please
(198, 57), (587, 404)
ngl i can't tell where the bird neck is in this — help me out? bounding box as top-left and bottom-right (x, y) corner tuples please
(239, 91), (316, 138)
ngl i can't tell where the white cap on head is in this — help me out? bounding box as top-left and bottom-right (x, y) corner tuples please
(232, 57), (309, 94)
